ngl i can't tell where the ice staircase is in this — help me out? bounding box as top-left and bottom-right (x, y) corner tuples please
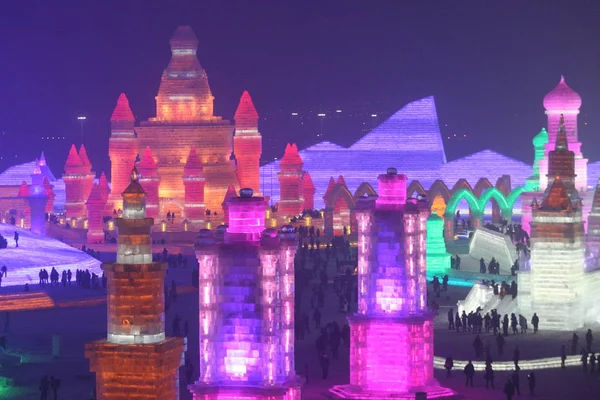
(458, 283), (518, 316)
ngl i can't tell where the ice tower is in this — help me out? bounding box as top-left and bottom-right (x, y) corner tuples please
(108, 93), (137, 210)
(539, 76), (587, 191)
(330, 168), (453, 399)
(86, 168), (185, 400)
(190, 188), (302, 399)
(426, 213), (451, 275)
(278, 143), (305, 218)
(234, 91), (262, 195)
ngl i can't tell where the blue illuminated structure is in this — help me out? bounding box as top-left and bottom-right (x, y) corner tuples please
(261, 96), (536, 209)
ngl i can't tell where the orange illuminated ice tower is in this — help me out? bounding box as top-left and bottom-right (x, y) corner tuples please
(86, 168), (185, 400)
(63, 144), (92, 218)
(277, 143), (304, 218)
(234, 91), (262, 195)
(135, 26), (240, 212)
(108, 93), (137, 210)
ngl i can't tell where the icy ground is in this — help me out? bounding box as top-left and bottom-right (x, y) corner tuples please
(0, 223), (102, 287)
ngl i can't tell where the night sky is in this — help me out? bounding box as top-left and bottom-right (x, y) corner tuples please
(1, 0), (599, 178)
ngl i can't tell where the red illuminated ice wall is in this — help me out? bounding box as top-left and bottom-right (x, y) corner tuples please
(277, 144), (304, 218)
(234, 91), (262, 195)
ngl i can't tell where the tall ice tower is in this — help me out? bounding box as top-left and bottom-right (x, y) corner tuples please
(234, 91), (262, 195)
(108, 93), (138, 210)
(86, 168), (185, 400)
(190, 188), (302, 399)
(330, 168), (453, 399)
(539, 76), (587, 191)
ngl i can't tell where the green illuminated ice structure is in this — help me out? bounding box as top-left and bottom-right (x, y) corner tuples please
(426, 213), (451, 274)
(525, 128), (549, 192)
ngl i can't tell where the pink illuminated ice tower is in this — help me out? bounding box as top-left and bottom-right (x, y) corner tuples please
(330, 168), (454, 399)
(190, 187), (302, 399)
(539, 76), (588, 191)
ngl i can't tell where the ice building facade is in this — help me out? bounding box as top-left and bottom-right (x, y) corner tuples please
(190, 188), (302, 399)
(0, 157), (53, 233)
(517, 121), (600, 330)
(330, 168), (454, 399)
(85, 168), (185, 399)
(108, 26), (262, 220)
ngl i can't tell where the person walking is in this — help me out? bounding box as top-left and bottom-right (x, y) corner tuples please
(444, 356), (454, 378)
(561, 344), (567, 369)
(513, 346), (520, 369)
(511, 369), (521, 396)
(448, 308), (454, 330)
(531, 313), (539, 333)
(572, 332), (579, 355)
(484, 363), (495, 389)
(586, 329), (593, 353)
(320, 352), (330, 380)
(50, 376), (60, 400)
(464, 360), (475, 387)
(503, 379), (515, 400)
(39, 375), (50, 400)
(527, 371), (536, 396)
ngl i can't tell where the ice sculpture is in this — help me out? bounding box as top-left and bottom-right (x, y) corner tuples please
(330, 168), (454, 399)
(539, 76), (588, 191)
(426, 213), (451, 275)
(190, 187), (302, 399)
(86, 167), (185, 400)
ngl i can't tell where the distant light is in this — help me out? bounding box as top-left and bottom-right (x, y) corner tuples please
(317, 113), (326, 117)
(77, 116), (87, 120)
(336, 109), (342, 113)
(291, 112), (298, 116)
(371, 114), (377, 117)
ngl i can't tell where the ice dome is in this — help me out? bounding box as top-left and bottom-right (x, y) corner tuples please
(543, 75), (582, 111)
(532, 128), (549, 148)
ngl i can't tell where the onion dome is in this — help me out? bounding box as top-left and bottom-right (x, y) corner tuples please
(543, 76), (582, 111)
(532, 128), (549, 148)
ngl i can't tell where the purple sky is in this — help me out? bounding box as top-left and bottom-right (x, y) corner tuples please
(0, 0), (599, 178)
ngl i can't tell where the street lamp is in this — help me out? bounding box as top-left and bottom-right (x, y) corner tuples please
(77, 116), (87, 146)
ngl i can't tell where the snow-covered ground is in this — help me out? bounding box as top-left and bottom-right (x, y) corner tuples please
(0, 223), (101, 286)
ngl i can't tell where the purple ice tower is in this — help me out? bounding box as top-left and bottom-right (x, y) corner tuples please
(330, 168), (454, 399)
(190, 188), (302, 400)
